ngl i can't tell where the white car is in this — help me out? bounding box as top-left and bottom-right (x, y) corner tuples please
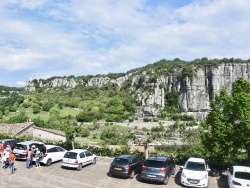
(61, 149), (96, 171)
(36, 145), (67, 166)
(227, 166), (250, 188)
(13, 141), (46, 160)
(180, 157), (210, 188)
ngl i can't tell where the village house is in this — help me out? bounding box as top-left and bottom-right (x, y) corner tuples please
(0, 122), (66, 142)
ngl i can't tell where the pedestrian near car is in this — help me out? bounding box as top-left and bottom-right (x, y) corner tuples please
(3, 146), (11, 168)
(26, 148), (31, 169)
(0, 141), (4, 159)
(9, 150), (16, 174)
(34, 147), (41, 168)
(30, 145), (36, 167)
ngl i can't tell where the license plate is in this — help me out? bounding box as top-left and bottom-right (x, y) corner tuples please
(114, 167), (122, 170)
(190, 180), (198, 184)
(147, 174), (156, 178)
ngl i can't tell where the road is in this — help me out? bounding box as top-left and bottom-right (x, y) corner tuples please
(0, 159), (228, 188)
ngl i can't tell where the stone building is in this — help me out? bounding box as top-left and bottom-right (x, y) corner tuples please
(0, 122), (66, 142)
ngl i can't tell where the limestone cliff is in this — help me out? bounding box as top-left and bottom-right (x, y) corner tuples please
(25, 63), (250, 120)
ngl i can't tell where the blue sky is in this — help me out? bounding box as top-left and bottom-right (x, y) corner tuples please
(0, 0), (250, 87)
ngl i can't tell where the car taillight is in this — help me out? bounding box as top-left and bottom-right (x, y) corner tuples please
(159, 167), (167, 173)
(75, 159), (78, 164)
(142, 165), (147, 171)
(125, 166), (130, 171)
(232, 180), (241, 186)
(43, 154), (47, 157)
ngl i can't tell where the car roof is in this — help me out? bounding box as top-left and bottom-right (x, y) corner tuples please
(67, 149), (88, 153)
(45, 145), (61, 149)
(233, 166), (250, 172)
(187, 157), (205, 163)
(147, 156), (169, 161)
(116, 154), (136, 159)
(17, 141), (44, 145)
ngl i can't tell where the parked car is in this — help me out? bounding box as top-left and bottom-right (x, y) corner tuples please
(109, 154), (143, 178)
(227, 166), (250, 188)
(13, 141), (46, 160)
(140, 155), (175, 185)
(0, 139), (19, 150)
(180, 157), (210, 188)
(61, 149), (96, 171)
(34, 145), (67, 166)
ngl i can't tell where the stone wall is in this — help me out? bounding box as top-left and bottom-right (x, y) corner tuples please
(33, 127), (66, 142)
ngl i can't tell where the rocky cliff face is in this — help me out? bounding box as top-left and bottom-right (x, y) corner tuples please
(25, 63), (250, 120)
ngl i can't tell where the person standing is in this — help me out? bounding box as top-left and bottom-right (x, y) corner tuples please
(30, 145), (36, 167)
(3, 146), (11, 168)
(26, 148), (31, 169)
(9, 150), (16, 174)
(34, 147), (41, 168)
(0, 141), (4, 159)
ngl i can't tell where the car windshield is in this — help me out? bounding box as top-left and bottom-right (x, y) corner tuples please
(15, 144), (27, 150)
(112, 158), (129, 166)
(64, 152), (77, 159)
(235, 172), (250, 180)
(144, 160), (165, 168)
(185, 161), (206, 171)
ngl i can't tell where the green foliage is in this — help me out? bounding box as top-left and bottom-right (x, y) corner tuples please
(201, 78), (250, 162)
(8, 112), (29, 123)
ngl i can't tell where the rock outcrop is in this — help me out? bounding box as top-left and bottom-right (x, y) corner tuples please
(25, 63), (250, 120)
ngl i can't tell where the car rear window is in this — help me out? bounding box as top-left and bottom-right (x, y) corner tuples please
(185, 161), (206, 171)
(235, 172), (250, 180)
(144, 160), (165, 168)
(15, 144), (27, 150)
(64, 152), (77, 159)
(112, 158), (129, 165)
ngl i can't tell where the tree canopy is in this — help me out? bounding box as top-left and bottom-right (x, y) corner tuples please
(201, 77), (250, 162)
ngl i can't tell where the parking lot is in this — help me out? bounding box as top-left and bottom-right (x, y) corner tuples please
(0, 159), (228, 188)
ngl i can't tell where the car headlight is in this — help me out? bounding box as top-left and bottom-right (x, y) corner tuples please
(181, 172), (186, 178)
(202, 174), (208, 180)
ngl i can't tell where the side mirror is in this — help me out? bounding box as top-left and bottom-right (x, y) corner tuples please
(207, 168), (211, 172)
(179, 166), (184, 170)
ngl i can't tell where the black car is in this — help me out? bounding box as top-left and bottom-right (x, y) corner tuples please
(0, 139), (19, 150)
(140, 155), (175, 185)
(109, 154), (143, 178)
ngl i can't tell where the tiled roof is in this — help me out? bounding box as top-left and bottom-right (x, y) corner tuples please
(0, 122), (34, 135)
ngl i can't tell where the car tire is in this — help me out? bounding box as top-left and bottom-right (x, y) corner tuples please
(77, 163), (83, 171)
(92, 158), (96, 164)
(130, 170), (135, 179)
(163, 176), (169, 185)
(46, 158), (52, 166)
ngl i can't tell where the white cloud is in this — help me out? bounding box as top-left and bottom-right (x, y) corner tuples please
(0, 0), (250, 86)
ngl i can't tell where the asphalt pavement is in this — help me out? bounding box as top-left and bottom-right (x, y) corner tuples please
(0, 159), (228, 188)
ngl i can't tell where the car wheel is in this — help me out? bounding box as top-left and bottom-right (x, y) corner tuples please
(130, 170), (135, 179)
(46, 158), (52, 166)
(77, 163), (82, 171)
(92, 158), (96, 164)
(163, 176), (169, 185)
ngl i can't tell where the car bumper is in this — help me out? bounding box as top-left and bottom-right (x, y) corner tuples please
(14, 154), (26, 160)
(61, 162), (78, 168)
(140, 172), (166, 183)
(181, 176), (208, 187)
(109, 169), (130, 177)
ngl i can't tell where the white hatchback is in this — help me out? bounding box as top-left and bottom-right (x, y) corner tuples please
(180, 157), (210, 188)
(227, 166), (250, 188)
(37, 145), (67, 166)
(61, 149), (96, 171)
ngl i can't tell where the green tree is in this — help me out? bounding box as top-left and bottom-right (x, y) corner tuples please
(201, 78), (250, 162)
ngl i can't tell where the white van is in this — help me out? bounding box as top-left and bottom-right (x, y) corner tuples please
(13, 141), (46, 160)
